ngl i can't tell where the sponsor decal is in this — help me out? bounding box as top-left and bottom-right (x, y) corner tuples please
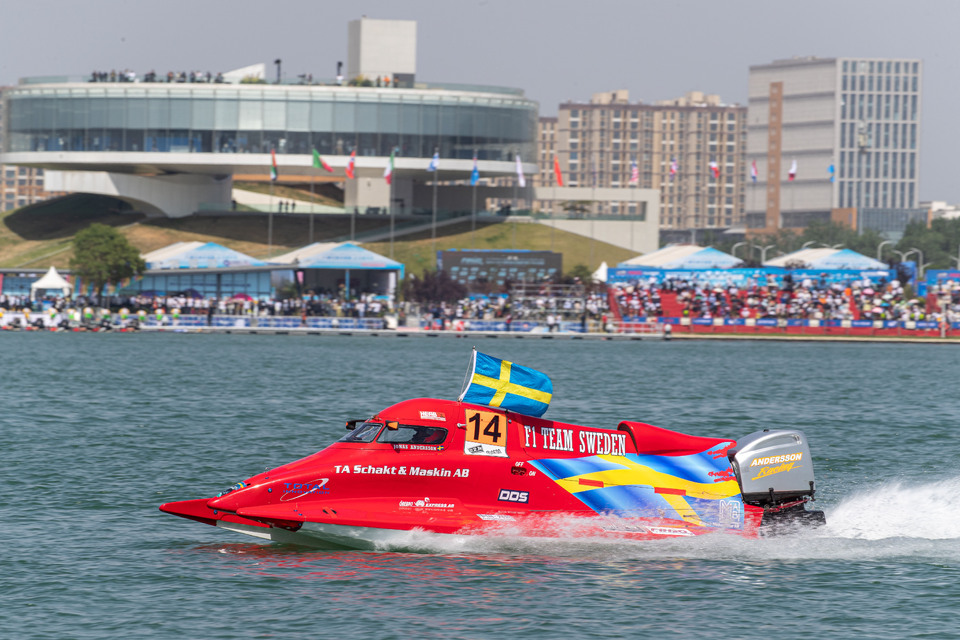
(497, 489), (529, 503)
(419, 411), (446, 421)
(647, 526), (694, 537)
(464, 409), (509, 457)
(334, 465), (470, 477)
(280, 478), (330, 500)
(749, 453), (803, 467)
(750, 461), (801, 481)
(393, 443), (444, 452)
(398, 497), (455, 509)
(601, 523), (648, 534)
(521, 425), (628, 456)
(599, 524), (694, 536)
(708, 467), (737, 482)
(718, 499), (743, 527)
(477, 513), (516, 521)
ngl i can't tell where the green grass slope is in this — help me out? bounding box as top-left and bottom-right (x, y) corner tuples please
(0, 195), (638, 276)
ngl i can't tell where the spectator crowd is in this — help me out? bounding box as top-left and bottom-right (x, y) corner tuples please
(612, 275), (960, 325)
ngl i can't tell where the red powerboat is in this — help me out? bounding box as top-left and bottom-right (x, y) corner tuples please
(160, 395), (825, 548)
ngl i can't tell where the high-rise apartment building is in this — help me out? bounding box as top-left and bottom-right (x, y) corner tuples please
(746, 57), (922, 233)
(536, 90), (747, 232)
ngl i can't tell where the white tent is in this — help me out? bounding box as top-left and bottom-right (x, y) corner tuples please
(592, 261), (608, 283)
(30, 266), (72, 300)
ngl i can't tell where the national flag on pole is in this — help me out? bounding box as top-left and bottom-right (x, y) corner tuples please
(669, 158), (678, 180)
(709, 160), (720, 179)
(470, 154), (479, 186)
(515, 154), (526, 187)
(345, 150), (355, 179)
(458, 348), (553, 418)
(828, 164), (835, 183)
(312, 149), (333, 172)
(788, 159), (797, 181)
(553, 155), (564, 187)
(427, 151), (439, 172)
(750, 160), (758, 183)
(629, 159), (639, 185)
(270, 149), (278, 181)
(384, 148), (395, 185)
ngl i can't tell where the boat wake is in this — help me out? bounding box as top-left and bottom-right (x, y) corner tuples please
(355, 475), (960, 562)
(822, 474), (960, 541)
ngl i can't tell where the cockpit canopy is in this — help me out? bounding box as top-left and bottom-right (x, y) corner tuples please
(339, 421), (447, 445)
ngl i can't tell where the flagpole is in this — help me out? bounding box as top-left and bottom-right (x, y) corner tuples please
(431, 147), (438, 257)
(268, 180), (274, 258)
(389, 150), (395, 260)
(512, 179), (518, 250)
(309, 170), (315, 244)
(471, 150), (478, 250)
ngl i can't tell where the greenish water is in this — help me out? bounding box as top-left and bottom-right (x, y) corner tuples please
(3, 334), (959, 639)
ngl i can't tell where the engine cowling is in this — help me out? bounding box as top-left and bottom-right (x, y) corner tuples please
(729, 429), (816, 506)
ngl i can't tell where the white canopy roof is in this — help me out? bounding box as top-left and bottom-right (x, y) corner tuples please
(619, 244), (740, 269)
(30, 266), (72, 299)
(591, 261), (608, 283)
(764, 248), (887, 270)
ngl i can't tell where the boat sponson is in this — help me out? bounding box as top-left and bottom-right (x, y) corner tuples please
(159, 498), (269, 529)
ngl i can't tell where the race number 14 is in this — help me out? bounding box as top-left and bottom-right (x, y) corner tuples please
(465, 409), (505, 447)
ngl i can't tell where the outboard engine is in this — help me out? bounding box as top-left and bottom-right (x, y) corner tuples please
(729, 429), (826, 532)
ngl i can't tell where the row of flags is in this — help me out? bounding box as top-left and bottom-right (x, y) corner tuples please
(270, 148), (530, 187)
(271, 151), (837, 187)
(748, 159), (836, 183)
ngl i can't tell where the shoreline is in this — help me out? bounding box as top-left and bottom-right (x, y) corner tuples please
(124, 325), (960, 344)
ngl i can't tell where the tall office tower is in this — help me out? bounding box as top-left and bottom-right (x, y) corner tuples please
(536, 90), (747, 233)
(746, 57), (922, 233)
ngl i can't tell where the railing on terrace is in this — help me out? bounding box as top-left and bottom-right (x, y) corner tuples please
(18, 75), (526, 96)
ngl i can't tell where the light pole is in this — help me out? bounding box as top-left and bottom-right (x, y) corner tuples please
(731, 241), (747, 260)
(892, 249), (913, 263)
(877, 240), (893, 262)
(752, 243), (776, 264)
(909, 247), (925, 279)
(274, 59), (282, 84)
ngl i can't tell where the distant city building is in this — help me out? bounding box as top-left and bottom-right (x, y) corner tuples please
(0, 87), (66, 212)
(925, 200), (960, 220)
(747, 56), (922, 233)
(347, 17), (417, 86)
(535, 90), (747, 233)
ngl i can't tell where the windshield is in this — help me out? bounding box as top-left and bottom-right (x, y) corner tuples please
(339, 421), (383, 443)
(377, 424), (448, 445)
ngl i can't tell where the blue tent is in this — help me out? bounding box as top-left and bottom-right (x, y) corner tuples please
(806, 248), (887, 270)
(272, 242), (405, 280)
(620, 244), (740, 269)
(766, 248), (886, 270)
(144, 242), (266, 270)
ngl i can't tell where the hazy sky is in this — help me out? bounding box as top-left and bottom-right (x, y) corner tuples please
(3, 0), (958, 201)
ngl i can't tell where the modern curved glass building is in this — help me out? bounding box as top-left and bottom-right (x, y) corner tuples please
(4, 83), (536, 162)
(3, 13), (540, 219)
(0, 80), (537, 217)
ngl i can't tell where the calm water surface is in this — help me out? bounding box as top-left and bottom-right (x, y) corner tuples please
(2, 334), (958, 639)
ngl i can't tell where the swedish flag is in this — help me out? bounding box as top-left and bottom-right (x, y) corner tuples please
(458, 349), (553, 417)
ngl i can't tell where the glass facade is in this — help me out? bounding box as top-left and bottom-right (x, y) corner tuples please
(3, 85), (537, 161)
(836, 59), (920, 210)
